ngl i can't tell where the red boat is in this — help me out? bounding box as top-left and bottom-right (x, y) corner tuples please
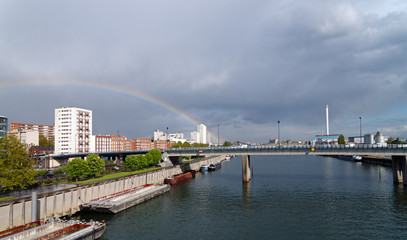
(164, 171), (196, 185)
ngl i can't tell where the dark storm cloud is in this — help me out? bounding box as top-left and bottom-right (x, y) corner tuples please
(1, 0), (407, 142)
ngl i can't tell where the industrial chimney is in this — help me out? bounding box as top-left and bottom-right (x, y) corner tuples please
(326, 105), (329, 136)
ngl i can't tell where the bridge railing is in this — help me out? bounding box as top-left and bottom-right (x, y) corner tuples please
(166, 144), (407, 152)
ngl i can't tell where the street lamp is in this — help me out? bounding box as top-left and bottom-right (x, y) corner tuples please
(359, 117), (362, 144)
(217, 124), (220, 147)
(278, 120), (280, 147)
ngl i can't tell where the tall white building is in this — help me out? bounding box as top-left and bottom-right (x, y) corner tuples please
(54, 107), (92, 154)
(190, 131), (200, 143)
(198, 124), (207, 144)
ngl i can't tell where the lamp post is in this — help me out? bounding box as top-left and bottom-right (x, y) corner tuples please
(278, 120), (280, 147)
(217, 124), (220, 147)
(359, 117), (362, 144)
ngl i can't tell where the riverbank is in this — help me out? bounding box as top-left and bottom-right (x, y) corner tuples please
(0, 155), (226, 231)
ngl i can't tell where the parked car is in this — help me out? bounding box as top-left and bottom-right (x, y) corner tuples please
(43, 172), (55, 179)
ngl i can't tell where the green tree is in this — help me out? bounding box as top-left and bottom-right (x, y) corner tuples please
(136, 155), (148, 169)
(148, 149), (162, 165)
(223, 141), (232, 147)
(39, 135), (54, 147)
(392, 139), (403, 144)
(338, 135), (346, 144)
(387, 137), (395, 144)
(145, 152), (154, 165)
(0, 135), (37, 191)
(124, 155), (138, 170)
(181, 141), (191, 148)
(66, 158), (89, 182)
(170, 141), (181, 148)
(86, 154), (105, 177)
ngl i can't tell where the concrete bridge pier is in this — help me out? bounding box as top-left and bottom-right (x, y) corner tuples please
(242, 155), (251, 182)
(392, 155), (407, 184)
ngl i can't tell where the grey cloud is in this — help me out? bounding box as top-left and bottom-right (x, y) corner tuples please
(1, 0), (407, 142)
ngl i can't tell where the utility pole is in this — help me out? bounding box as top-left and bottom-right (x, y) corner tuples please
(278, 120), (280, 147)
(359, 117), (362, 144)
(218, 124), (220, 146)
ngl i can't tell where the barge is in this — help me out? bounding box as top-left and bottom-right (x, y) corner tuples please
(0, 218), (105, 240)
(164, 171), (196, 185)
(208, 161), (221, 171)
(80, 184), (170, 214)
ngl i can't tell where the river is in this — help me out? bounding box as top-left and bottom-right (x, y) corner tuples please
(75, 155), (407, 239)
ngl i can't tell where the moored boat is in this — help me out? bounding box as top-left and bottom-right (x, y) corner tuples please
(352, 155), (363, 162)
(200, 164), (209, 171)
(80, 184), (170, 214)
(0, 218), (105, 240)
(164, 171), (196, 185)
(208, 161), (221, 171)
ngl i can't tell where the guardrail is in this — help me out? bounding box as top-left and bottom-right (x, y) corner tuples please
(166, 144), (407, 152)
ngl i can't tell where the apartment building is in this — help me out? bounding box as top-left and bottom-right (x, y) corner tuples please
(153, 140), (174, 150)
(0, 115), (7, 137)
(10, 122), (54, 141)
(54, 107), (92, 154)
(126, 138), (152, 151)
(95, 135), (126, 152)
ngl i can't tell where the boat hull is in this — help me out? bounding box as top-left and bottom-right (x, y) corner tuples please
(208, 162), (221, 171)
(0, 219), (105, 240)
(164, 171), (196, 185)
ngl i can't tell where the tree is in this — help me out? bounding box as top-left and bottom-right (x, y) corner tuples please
(387, 137), (395, 144)
(145, 152), (154, 165)
(39, 135), (54, 147)
(66, 158), (89, 181)
(0, 135), (37, 191)
(338, 135), (346, 144)
(223, 141), (232, 147)
(392, 139), (403, 144)
(136, 155), (149, 169)
(148, 149), (162, 165)
(124, 155), (138, 170)
(170, 141), (181, 148)
(86, 154), (105, 177)
(181, 141), (191, 148)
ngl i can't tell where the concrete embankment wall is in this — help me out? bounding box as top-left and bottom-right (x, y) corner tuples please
(0, 155), (225, 231)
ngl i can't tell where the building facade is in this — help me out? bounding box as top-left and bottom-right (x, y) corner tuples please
(153, 140), (173, 150)
(54, 107), (92, 154)
(126, 138), (152, 151)
(9, 130), (39, 146)
(0, 115), (7, 137)
(10, 122), (54, 141)
(198, 124), (207, 144)
(94, 135), (126, 152)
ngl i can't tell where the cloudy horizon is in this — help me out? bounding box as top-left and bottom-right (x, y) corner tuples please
(1, 0), (407, 143)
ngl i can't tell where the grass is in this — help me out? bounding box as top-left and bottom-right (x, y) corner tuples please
(0, 196), (15, 201)
(75, 167), (163, 184)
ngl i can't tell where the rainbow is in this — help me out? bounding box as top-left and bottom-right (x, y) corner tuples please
(0, 80), (221, 144)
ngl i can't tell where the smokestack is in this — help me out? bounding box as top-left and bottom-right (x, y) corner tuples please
(326, 105), (329, 136)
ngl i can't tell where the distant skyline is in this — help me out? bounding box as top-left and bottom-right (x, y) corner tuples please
(1, 1), (407, 143)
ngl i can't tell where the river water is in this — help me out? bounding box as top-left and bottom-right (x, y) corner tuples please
(75, 155), (407, 240)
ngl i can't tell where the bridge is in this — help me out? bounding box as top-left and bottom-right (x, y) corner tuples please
(53, 144), (407, 185)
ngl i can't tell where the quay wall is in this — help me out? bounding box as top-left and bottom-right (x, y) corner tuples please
(0, 155), (226, 231)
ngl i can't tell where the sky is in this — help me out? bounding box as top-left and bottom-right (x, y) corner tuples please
(1, 0), (407, 144)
